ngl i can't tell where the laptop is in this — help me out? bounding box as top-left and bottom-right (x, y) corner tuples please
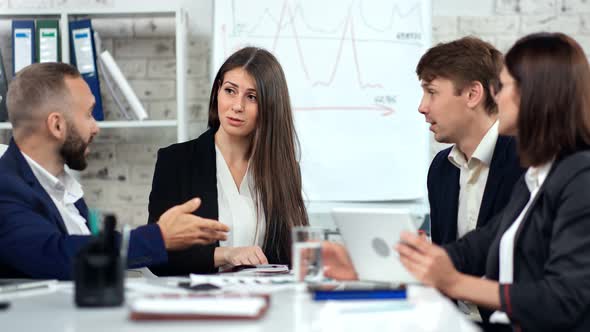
(331, 207), (418, 284)
(0, 279), (57, 294)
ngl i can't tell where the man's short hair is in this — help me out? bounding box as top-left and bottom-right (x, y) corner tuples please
(416, 36), (503, 115)
(7, 62), (81, 131)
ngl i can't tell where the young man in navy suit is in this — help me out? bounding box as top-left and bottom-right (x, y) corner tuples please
(416, 37), (524, 324)
(323, 38), (524, 281)
(0, 63), (229, 280)
(417, 37), (524, 246)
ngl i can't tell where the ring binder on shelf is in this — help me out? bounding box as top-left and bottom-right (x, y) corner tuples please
(0, 48), (8, 122)
(12, 20), (36, 76)
(69, 19), (104, 121)
(36, 19), (61, 63)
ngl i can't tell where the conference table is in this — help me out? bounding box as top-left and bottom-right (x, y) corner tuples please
(0, 277), (480, 332)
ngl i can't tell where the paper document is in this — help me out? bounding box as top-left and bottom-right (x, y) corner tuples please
(189, 273), (294, 294)
(318, 300), (478, 332)
(190, 273), (293, 285)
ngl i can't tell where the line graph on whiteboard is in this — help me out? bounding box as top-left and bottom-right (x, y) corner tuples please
(213, 0), (432, 201)
(214, 0), (427, 116)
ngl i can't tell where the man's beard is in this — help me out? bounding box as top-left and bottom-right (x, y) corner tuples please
(59, 123), (90, 171)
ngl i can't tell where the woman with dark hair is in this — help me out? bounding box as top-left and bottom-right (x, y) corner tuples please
(147, 47), (308, 275)
(395, 32), (590, 331)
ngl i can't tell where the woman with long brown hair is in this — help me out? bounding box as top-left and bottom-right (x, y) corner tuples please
(147, 47), (308, 275)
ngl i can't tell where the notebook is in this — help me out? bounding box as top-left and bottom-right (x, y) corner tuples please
(129, 294), (270, 320)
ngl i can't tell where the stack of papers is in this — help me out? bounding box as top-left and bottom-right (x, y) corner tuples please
(189, 272), (294, 294)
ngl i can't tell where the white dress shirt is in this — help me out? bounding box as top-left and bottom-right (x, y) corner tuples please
(448, 121), (499, 238)
(22, 152), (90, 235)
(215, 146), (265, 248)
(490, 160), (553, 324)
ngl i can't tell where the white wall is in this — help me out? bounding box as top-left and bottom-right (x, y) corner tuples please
(433, 0), (494, 16)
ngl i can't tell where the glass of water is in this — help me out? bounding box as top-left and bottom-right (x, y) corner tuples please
(292, 227), (326, 283)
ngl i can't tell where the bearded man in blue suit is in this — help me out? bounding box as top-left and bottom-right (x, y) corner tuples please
(0, 63), (229, 280)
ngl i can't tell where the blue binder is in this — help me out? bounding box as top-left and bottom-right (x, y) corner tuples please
(11, 20), (36, 76)
(312, 288), (407, 301)
(69, 19), (104, 121)
(0, 47), (8, 122)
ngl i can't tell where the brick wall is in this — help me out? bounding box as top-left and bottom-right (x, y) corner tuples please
(1, 0), (588, 227)
(429, 0), (590, 157)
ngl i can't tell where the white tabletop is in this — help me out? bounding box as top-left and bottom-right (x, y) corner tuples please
(0, 278), (479, 332)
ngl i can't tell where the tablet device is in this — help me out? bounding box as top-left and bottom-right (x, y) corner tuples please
(331, 207), (418, 284)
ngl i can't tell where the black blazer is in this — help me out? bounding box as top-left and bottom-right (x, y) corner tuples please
(445, 151), (590, 332)
(147, 128), (285, 276)
(427, 136), (525, 245)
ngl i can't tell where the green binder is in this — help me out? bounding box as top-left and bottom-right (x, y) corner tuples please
(36, 19), (61, 63)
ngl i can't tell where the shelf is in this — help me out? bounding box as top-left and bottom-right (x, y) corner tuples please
(0, 7), (179, 17)
(0, 8), (188, 142)
(0, 120), (178, 130)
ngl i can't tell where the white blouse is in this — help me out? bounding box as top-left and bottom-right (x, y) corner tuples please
(490, 160), (553, 324)
(498, 161), (553, 283)
(215, 145), (266, 248)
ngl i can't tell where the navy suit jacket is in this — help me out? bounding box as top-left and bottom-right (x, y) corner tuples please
(0, 139), (168, 280)
(428, 136), (525, 245)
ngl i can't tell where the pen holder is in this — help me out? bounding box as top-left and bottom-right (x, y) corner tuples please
(74, 214), (124, 307)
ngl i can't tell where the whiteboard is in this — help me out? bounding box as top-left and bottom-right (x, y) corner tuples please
(213, 0), (431, 201)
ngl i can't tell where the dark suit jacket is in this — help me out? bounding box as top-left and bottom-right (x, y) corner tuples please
(428, 136), (525, 245)
(0, 139), (167, 280)
(445, 151), (590, 332)
(148, 128), (290, 276)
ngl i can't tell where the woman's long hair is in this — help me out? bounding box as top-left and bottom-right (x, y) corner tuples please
(504, 32), (590, 166)
(208, 47), (309, 265)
